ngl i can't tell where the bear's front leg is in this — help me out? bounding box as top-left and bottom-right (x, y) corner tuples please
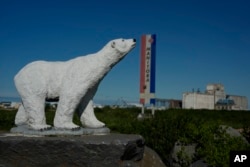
(80, 100), (105, 128)
(54, 96), (80, 130)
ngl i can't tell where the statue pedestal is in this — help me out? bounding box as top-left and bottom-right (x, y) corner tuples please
(10, 125), (110, 136)
(0, 133), (145, 167)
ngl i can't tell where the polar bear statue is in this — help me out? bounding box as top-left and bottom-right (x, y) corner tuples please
(14, 38), (136, 130)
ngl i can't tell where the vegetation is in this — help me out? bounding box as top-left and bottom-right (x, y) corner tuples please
(1, 107), (250, 166)
(0, 109), (16, 131)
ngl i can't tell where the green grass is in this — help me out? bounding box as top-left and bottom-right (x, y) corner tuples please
(96, 108), (250, 130)
(0, 109), (16, 131)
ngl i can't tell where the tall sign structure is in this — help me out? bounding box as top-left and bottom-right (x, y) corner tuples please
(139, 34), (156, 108)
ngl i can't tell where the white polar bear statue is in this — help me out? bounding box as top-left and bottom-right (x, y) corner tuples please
(14, 38), (136, 130)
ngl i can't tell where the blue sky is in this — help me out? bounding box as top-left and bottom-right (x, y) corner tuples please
(0, 0), (250, 106)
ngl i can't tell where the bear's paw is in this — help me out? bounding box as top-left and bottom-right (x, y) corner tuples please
(54, 122), (81, 131)
(29, 124), (52, 131)
(81, 118), (105, 128)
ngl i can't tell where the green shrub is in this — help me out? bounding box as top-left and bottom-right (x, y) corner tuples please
(242, 126), (250, 143)
(178, 120), (249, 167)
(0, 109), (16, 130)
(96, 109), (250, 166)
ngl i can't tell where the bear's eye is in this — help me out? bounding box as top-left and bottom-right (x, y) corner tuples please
(122, 39), (124, 42)
(111, 41), (115, 48)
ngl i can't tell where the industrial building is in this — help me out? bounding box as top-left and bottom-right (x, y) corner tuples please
(155, 98), (182, 110)
(182, 84), (248, 110)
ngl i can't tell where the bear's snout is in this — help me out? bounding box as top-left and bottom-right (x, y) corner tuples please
(133, 39), (136, 42)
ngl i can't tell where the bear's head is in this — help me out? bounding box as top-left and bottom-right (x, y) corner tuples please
(110, 38), (136, 56)
(101, 38), (136, 68)
(109, 38), (136, 59)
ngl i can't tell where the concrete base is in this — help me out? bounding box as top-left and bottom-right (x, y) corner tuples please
(10, 125), (110, 136)
(0, 133), (145, 167)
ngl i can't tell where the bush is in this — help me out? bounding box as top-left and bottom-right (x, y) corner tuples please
(0, 109), (16, 131)
(242, 126), (250, 143)
(96, 109), (250, 166)
(178, 119), (249, 167)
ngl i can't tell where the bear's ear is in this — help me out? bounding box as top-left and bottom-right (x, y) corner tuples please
(111, 41), (116, 48)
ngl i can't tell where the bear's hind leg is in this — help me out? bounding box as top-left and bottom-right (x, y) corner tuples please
(80, 100), (105, 128)
(22, 96), (51, 131)
(15, 104), (28, 126)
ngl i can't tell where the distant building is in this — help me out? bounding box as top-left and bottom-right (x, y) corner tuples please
(0, 101), (11, 108)
(182, 84), (248, 110)
(0, 101), (21, 109)
(155, 98), (182, 110)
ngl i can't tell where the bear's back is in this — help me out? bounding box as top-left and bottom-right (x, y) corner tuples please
(14, 61), (69, 87)
(15, 61), (64, 78)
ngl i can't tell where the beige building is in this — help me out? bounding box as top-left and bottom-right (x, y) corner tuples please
(182, 84), (248, 110)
